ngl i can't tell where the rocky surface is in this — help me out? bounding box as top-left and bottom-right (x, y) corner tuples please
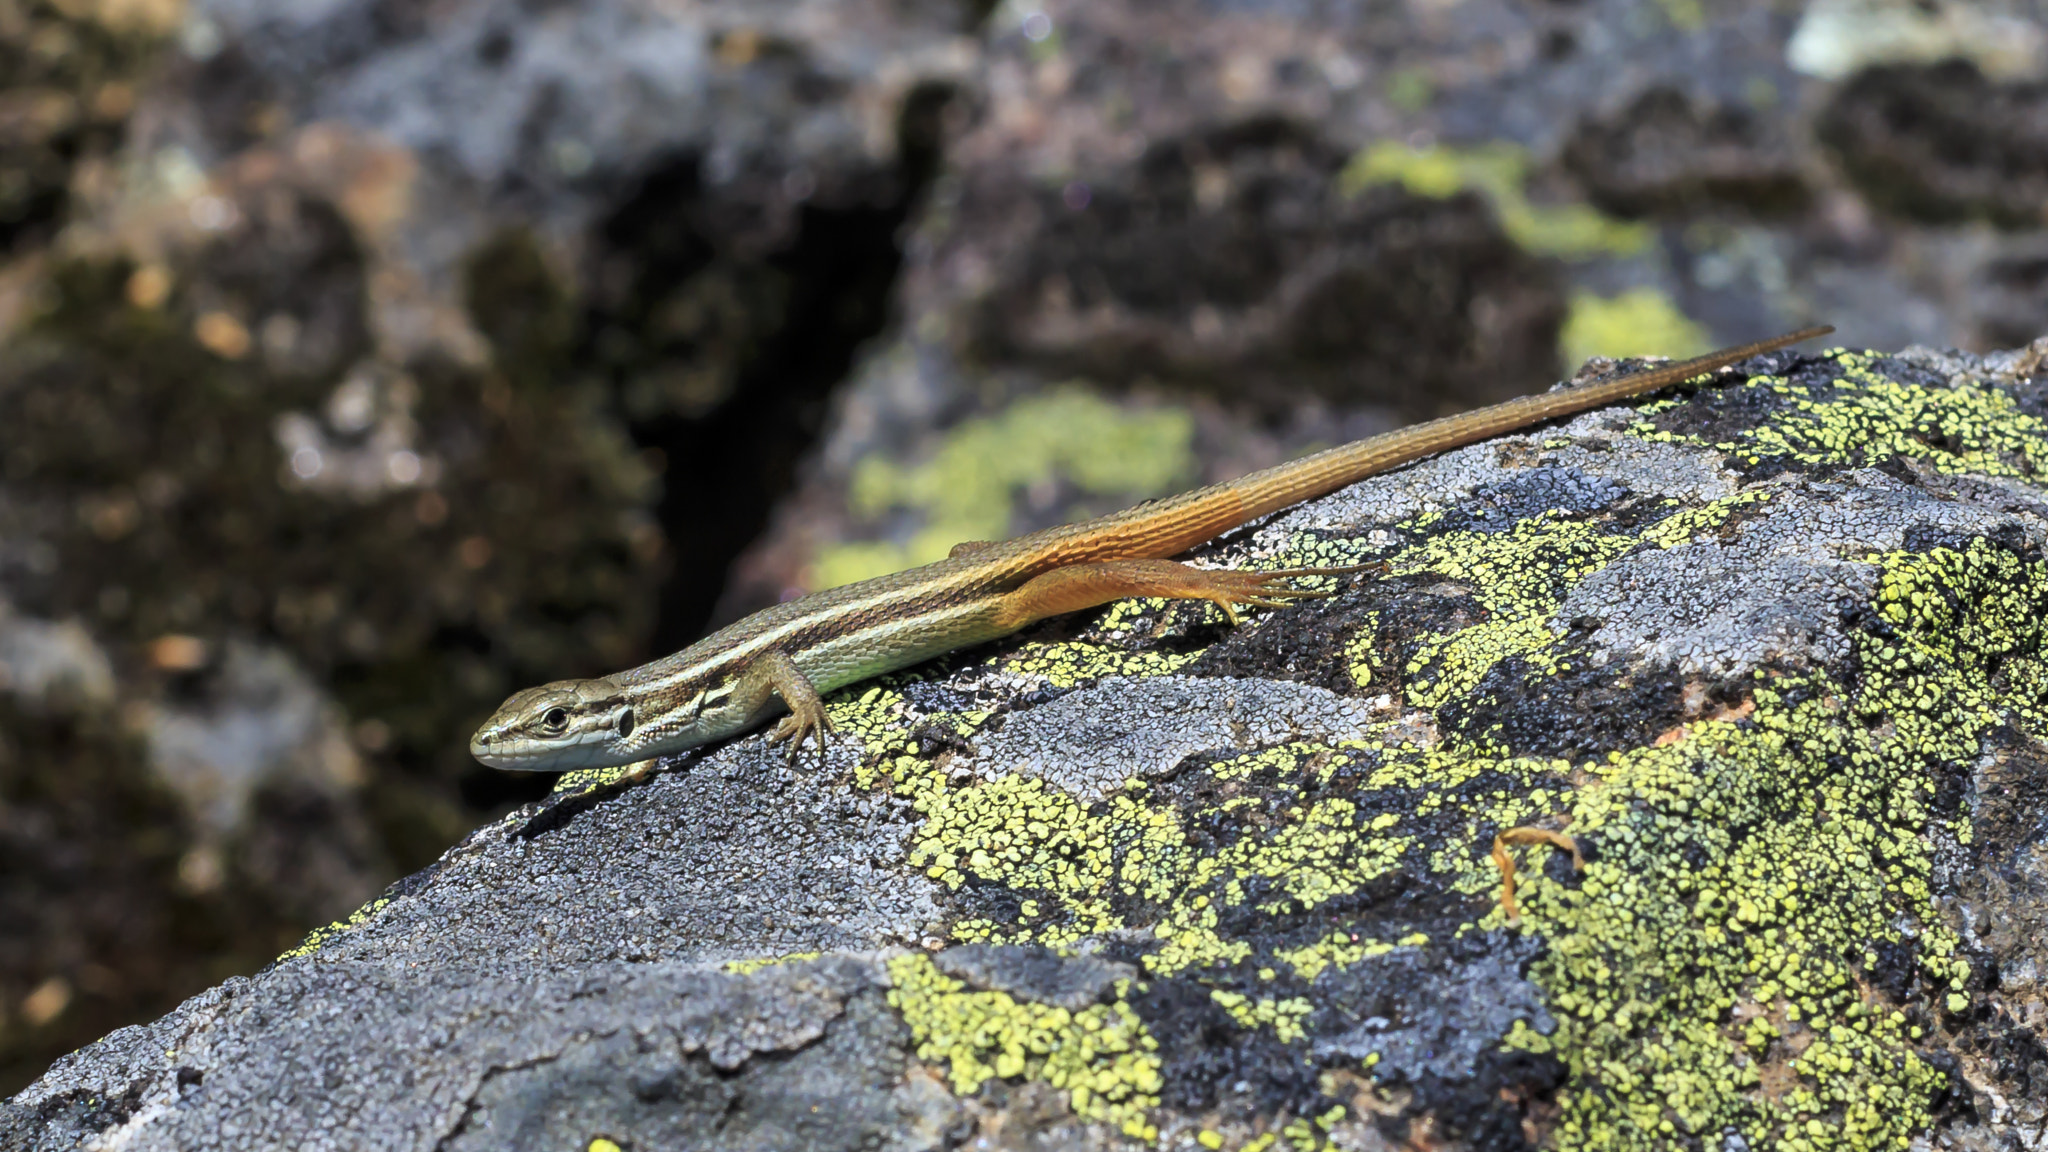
(8, 341), (2048, 1149)
(0, 0), (964, 1087)
(8, 0), (2048, 1114)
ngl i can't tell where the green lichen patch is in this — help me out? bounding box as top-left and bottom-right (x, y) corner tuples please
(1208, 991), (1313, 1044)
(997, 640), (1207, 690)
(1494, 535), (2048, 1150)
(551, 761), (655, 796)
(1868, 538), (2048, 732)
(278, 897), (396, 963)
(1638, 349), (2048, 479)
(889, 695), (1579, 1133)
(901, 725), (1558, 951)
(1507, 694), (1955, 1149)
(1385, 513), (1640, 710)
(815, 674), (994, 791)
(887, 952), (1164, 1139)
(1340, 141), (1652, 260)
(1561, 288), (1713, 369)
(1270, 931), (1400, 982)
(815, 388), (1196, 590)
(723, 951), (823, 975)
(1638, 489), (1776, 549)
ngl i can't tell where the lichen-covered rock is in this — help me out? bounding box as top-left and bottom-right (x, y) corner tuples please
(9, 339), (2048, 1149)
(15, 0), (2048, 1098)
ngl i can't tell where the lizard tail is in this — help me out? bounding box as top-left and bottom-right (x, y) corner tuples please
(1219, 324), (1834, 525)
(1011, 325), (1831, 567)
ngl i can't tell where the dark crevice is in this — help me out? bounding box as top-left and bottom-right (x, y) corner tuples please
(635, 195), (909, 651)
(588, 83), (954, 653)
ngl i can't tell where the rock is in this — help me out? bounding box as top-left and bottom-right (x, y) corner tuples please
(935, 943), (1135, 1013)
(0, 0), (969, 1089)
(971, 675), (1381, 803)
(11, 0), (2048, 1128)
(1818, 61), (2048, 231)
(0, 0), (176, 256)
(10, 339), (2048, 1148)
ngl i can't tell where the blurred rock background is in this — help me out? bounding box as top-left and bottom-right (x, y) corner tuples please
(0, 0), (2043, 1095)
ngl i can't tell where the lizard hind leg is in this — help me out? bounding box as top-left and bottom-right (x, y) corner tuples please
(1491, 826), (1584, 924)
(991, 558), (1367, 631)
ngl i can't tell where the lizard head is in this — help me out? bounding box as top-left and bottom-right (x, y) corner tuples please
(469, 678), (635, 771)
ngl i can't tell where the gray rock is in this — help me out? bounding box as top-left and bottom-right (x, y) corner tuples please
(972, 675), (1377, 802)
(1567, 471), (2037, 675)
(13, 958), (923, 1152)
(1309, 934), (1553, 1083)
(934, 944), (1136, 1013)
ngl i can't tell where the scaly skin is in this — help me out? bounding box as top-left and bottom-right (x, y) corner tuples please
(470, 326), (1832, 772)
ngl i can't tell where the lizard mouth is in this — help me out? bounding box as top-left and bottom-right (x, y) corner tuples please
(470, 735), (574, 771)
(469, 740), (542, 770)
(469, 731), (628, 772)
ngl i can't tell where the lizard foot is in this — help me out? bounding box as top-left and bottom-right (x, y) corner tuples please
(767, 697), (835, 765)
(1491, 826), (1584, 925)
(1166, 563), (1372, 626)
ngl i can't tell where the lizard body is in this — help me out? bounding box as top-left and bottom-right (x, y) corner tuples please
(471, 326), (1830, 772)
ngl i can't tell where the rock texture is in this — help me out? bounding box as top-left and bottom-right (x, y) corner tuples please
(9, 340), (2048, 1149)
(714, 0), (2048, 628)
(9, 0), (2048, 1117)
(0, 0), (966, 1087)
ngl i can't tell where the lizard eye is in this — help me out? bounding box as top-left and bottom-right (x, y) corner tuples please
(541, 707), (570, 733)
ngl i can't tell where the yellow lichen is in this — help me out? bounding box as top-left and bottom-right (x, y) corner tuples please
(1496, 533), (2048, 1148)
(1343, 612), (1382, 688)
(1340, 141), (1651, 259)
(549, 760), (656, 796)
(1229, 797), (1408, 913)
(999, 639), (1206, 689)
(1633, 349), (2048, 478)
(1209, 990), (1314, 1043)
(815, 389), (1195, 589)
(1272, 930), (1398, 982)
(1386, 513), (1637, 709)
(1561, 288), (1713, 369)
(886, 952), (1163, 1139)
(275, 897), (392, 962)
(1638, 490), (1774, 550)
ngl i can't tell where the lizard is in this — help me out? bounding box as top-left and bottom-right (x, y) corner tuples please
(471, 325), (1830, 776)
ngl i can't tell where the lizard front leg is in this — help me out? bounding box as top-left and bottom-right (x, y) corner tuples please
(734, 650), (835, 763)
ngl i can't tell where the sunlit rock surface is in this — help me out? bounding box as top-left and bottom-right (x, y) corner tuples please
(8, 341), (2048, 1149)
(9, 0), (2048, 1119)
